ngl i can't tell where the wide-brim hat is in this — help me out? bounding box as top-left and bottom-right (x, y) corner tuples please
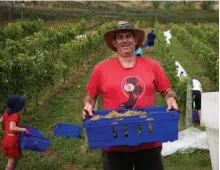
(104, 21), (145, 52)
(6, 95), (27, 115)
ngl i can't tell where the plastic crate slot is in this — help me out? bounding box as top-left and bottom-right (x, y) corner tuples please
(137, 124), (142, 135)
(113, 126), (117, 138)
(148, 122), (152, 134)
(124, 124), (128, 137)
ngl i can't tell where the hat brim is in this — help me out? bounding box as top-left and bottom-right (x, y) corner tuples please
(104, 28), (145, 52)
(7, 96), (27, 115)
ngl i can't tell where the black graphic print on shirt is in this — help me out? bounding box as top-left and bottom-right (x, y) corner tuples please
(120, 76), (145, 109)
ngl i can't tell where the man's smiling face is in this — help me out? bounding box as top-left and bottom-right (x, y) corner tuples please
(112, 31), (137, 57)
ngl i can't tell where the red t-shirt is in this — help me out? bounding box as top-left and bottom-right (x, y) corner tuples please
(86, 57), (171, 152)
(2, 110), (21, 135)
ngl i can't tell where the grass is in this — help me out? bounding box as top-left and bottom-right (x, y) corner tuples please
(0, 31), (212, 170)
(164, 150), (211, 170)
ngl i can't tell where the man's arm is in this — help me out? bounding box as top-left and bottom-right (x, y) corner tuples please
(161, 88), (177, 101)
(84, 94), (97, 108)
(82, 94), (98, 118)
(161, 88), (178, 110)
(0, 116), (3, 124)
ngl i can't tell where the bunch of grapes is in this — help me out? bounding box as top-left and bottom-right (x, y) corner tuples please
(89, 110), (148, 121)
(123, 111), (138, 116)
(90, 115), (103, 120)
(105, 111), (123, 118)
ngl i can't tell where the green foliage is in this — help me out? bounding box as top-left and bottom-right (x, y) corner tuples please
(153, 21), (188, 114)
(171, 24), (218, 90)
(152, 1), (160, 9)
(0, 20), (115, 111)
(163, 2), (172, 10)
(0, 20), (45, 50)
(200, 1), (214, 10)
(185, 23), (219, 52)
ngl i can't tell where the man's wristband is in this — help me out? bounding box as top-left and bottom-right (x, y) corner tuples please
(164, 90), (177, 101)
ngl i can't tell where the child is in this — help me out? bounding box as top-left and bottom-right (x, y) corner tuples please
(135, 47), (143, 57)
(192, 78), (202, 121)
(0, 95), (31, 170)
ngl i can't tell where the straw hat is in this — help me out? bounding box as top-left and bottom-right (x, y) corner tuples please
(104, 21), (145, 52)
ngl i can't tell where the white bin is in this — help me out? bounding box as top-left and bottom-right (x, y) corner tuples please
(201, 92), (219, 170)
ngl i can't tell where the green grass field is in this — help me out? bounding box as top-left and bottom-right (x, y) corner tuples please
(0, 27), (212, 170)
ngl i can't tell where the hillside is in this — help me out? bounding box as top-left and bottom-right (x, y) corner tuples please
(0, 1), (218, 23)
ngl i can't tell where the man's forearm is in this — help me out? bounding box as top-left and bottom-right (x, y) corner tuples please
(84, 94), (97, 108)
(0, 117), (3, 124)
(162, 88), (177, 101)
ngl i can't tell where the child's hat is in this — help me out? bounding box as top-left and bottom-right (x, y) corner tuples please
(6, 95), (27, 115)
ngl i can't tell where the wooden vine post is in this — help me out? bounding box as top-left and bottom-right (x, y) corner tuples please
(185, 79), (193, 128)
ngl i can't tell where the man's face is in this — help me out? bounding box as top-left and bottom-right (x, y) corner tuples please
(112, 31), (137, 56)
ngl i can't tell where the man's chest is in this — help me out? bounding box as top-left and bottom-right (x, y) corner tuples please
(99, 68), (156, 96)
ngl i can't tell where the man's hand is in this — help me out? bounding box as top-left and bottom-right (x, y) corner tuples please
(82, 102), (93, 119)
(0, 116), (3, 124)
(166, 97), (178, 111)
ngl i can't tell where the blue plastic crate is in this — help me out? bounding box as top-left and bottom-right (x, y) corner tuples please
(20, 126), (50, 152)
(192, 111), (200, 122)
(83, 106), (180, 149)
(53, 123), (82, 138)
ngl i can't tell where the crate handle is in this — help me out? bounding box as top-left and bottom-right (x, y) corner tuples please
(148, 123), (153, 134)
(167, 108), (180, 113)
(124, 124), (128, 137)
(137, 124), (142, 135)
(113, 126), (117, 138)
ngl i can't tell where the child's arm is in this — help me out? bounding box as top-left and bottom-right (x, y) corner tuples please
(10, 121), (26, 133)
(10, 121), (31, 136)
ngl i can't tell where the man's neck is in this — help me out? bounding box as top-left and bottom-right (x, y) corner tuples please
(118, 55), (136, 68)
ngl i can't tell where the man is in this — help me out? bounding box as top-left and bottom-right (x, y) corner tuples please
(144, 30), (156, 50)
(82, 21), (178, 170)
(192, 77), (202, 121)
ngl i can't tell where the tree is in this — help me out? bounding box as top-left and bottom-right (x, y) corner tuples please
(200, 1), (213, 10)
(164, 2), (172, 9)
(152, 2), (160, 9)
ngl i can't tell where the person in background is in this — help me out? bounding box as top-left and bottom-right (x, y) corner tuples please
(192, 77), (202, 121)
(82, 21), (178, 170)
(144, 29), (156, 50)
(0, 95), (31, 170)
(135, 47), (143, 57)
